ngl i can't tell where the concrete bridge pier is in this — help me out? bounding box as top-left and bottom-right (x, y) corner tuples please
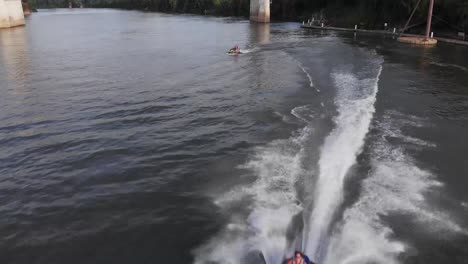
(22, 2), (32, 16)
(0, 0), (25, 29)
(250, 0), (270, 23)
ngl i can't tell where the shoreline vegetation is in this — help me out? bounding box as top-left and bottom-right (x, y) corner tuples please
(34, 0), (467, 35)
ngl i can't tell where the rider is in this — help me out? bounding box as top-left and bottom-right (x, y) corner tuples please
(286, 251), (315, 264)
(230, 45), (240, 53)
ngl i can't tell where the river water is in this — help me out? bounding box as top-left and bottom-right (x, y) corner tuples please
(0, 9), (467, 264)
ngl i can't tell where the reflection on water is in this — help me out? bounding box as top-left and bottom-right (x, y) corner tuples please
(250, 23), (270, 45)
(0, 27), (29, 89)
(417, 45), (436, 70)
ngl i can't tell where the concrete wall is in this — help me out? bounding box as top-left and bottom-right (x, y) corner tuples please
(250, 0), (270, 23)
(0, 0), (25, 29)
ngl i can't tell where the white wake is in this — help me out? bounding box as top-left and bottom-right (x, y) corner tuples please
(323, 110), (467, 264)
(194, 127), (310, 264)
(194, 47), (466, 264)
(303, 60), (383, 261)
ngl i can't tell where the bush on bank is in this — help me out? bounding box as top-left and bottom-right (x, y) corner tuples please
(35, 0), (468, 32)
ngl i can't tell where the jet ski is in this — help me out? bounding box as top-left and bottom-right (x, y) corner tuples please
(227, 50), (242, 55)
(227, 45), (242, 55)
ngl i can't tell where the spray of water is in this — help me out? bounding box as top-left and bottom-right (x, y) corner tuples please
(194, 127), (310, 264)
(323, 111), (466, 264)
(195, 44), (467, 263)
(303, 62), (383, 261)
(196, 48), (386, 263)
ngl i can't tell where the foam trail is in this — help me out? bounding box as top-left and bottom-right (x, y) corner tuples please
(240, 47), (260, 54)
(291, 105), (316, 123)
(430, 62), (468, 72)
(283, 52), (320, 93)
(304, 62), (383, 261)
(300, 65), (321, 93)
(290, 56), (320, 93)
(194, 127), (309, 264)
(299, 65), (316, 90)
(323, 111), (466, 264)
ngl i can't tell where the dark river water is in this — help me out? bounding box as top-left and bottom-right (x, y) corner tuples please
(0, 9), (467, 264)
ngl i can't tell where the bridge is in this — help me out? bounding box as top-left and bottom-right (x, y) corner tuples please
(1, 0), (270, 29)
(250, 0), (270, 23)
(0, 0), (24, 28)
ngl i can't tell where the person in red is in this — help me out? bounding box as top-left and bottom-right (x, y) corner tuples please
(228, 45), (241, 54)
(286, 251), (315, 264)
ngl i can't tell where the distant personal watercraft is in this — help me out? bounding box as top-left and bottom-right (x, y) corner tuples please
(226, 50), (242, 55)
(227, 45), (242, 55)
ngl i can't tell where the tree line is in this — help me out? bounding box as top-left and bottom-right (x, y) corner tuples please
(34, 0), (468, 32)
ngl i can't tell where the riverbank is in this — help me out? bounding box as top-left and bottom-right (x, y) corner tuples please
(301, 24), (468, 46)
